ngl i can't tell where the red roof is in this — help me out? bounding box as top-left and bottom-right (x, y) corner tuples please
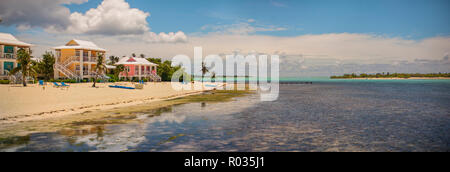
(126, 57), (137, 62)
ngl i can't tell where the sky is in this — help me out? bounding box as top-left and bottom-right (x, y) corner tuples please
(0, 0), (449, 76)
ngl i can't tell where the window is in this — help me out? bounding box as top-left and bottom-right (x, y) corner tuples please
(83, 51), (89, 57)
(75, 50), (80, 57)
(83, 65), (89, 75)
(4, 46), (13, 54)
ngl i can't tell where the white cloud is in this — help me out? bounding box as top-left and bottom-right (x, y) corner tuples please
(201, 21), (287, 35)
(0, 0), (88, 30)
(55, 0), (150, 35)
(270, 0), (287, 7)
(142, 31), (188, 43)
(1, 0), (187, 43)
(20, 30), (450, 66)
(51, 0), (187, 43)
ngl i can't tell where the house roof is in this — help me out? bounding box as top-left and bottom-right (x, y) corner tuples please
(116, 57), (158, 66)
(53, 39), (106, 51)
(105, 65), (116, 69)
(0, 32), (32, 47)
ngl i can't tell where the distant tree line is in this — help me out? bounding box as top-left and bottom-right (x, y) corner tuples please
(330, 72), (450, 79)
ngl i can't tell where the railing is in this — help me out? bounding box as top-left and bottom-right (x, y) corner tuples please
(0, 53), (16, 59)
(54, 63), (80, 80)
(57, 55), (102, 66)
(59, 56), (80, 67)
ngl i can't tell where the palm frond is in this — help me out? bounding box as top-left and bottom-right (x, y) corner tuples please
(8, 67), (21, 75)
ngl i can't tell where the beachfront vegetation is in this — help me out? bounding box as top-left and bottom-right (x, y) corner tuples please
(331, 72), (450, 79)
(146, 58), (184, 81)
(201, 62), (209, 83)
(0, 80), (10, 84)
(211, 72), (216, 82)
(106, 64), (125, 82)
(92, 54), (106, 87)
(146, 57), (161, 64)
(9, 49), (37, 86)
(36, 52), (55, 80)
(108, 56), (119, 65)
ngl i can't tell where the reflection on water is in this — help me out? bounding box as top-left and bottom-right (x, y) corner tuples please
(1, 81), (450, 152)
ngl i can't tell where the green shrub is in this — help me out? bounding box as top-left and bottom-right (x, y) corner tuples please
(106, 74), (119, 83)
(0, 80), (10, 84)
(61, 79), (77, 83)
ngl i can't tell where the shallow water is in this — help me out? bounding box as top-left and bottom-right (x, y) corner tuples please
(2, 80), (450, 152)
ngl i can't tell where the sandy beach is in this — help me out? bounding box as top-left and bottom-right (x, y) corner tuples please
(0, 82), (217, 124)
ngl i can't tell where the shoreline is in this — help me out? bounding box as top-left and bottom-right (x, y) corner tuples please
(0, 86), (252, 140)
(0, 82), (220, 124)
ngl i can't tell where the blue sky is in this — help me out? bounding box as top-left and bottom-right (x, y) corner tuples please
(61, 0), (450, 39)
(1, 0), (449, 76)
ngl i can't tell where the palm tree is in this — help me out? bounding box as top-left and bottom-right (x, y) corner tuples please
(140, 54), (145, 58)
(109, 56), (119, 65)
(9, 49), (36, 86)
(211, 72), (216, 82)
(115, 64), (125, 80)
(200, 62), (209, 83)
(92, 53), (106, 87)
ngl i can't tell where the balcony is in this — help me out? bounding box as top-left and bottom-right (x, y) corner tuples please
(0, 53), (16, 59)
(82, 56), (97, 62)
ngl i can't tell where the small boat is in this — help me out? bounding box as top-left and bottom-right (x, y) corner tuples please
(109, 85), (136, 89)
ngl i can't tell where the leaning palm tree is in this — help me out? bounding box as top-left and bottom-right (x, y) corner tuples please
(115, 64), (125, 80)
(92, 54), (106, 87)
(211, 72), (216, 82)
(200, 62), (209, 83)
(9, 49), (36, 86)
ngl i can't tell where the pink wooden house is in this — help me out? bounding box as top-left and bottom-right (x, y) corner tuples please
(116, 57), (160, 81)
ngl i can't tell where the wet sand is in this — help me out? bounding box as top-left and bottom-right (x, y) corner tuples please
(0, 89), (252, 140)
